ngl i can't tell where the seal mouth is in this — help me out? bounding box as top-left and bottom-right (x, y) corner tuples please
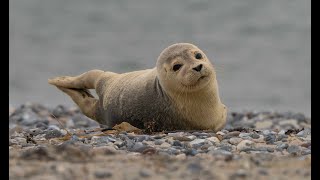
(181, 75), (208, 88)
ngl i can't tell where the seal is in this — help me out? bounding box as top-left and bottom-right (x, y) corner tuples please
(48, 43), (227, 132)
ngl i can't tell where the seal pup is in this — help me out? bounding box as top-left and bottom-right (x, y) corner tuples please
(48, 43), (227, 132)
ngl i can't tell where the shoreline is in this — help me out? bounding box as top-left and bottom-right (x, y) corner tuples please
(9, 103), (311, 179)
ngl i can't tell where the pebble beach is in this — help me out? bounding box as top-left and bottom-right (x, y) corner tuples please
(9, 103), (311, 180)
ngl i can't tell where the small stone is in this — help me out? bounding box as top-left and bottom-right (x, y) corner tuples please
(167, 147), (180, 155)
(92, 146), (117, 155)
(276, 143), (289, 151)
(187, 162), (203, 173)
(47, 125), (60, 131)
(189, 139), (206, 147)
(44, 129), (63, 139)
(216, 131), (225, 136)
(255, 121), (273, 129)
(301, 149), (311, 155)
(186, 135), (196, 141)
(168, 132), (184, 137)
(94, 171), (112, 178)
(131, 142), (145, 151)
(173, 136), (193, 141)
(206, 137), (220, 144)
(139, 169), (152, 177)
(28, 128), (43, 136)
(160, 142), (171, 148)
(154, 139), (165, 145)
(173, 140), (183, 147)
(279, 119), (300, 129)
(185, 149), (198, 156)
(276, 134), (288, 141)
(192, 132), (209, 137)
(210, 149), (233, 156)
(231, 169), (248, 178)
(287, 145), (301, 155)
(250, 133), (260, 139)
(114, 140), (125, 148)
(278, 130), (286, 135)
(264, 134), (276, 144)
(175, 153), (186, 160)
(262, 130), (272, 135)
(218, 144), (232, 152)
(223, 131), (240, 139)
(35, 121), (49, 130)
(90, 136), (112, 145)
(237, 140), (254, 152)
(229, 137), (243, 145)
(258, 169), (268, 175)
(239, 133), (251, 138)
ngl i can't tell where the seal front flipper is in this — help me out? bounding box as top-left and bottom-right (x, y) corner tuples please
(56, 86), (99, 121)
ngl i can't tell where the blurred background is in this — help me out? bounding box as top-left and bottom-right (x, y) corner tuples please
(9, 0), (311, 116)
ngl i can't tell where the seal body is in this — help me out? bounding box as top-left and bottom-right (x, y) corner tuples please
(49, 43), (227, 132)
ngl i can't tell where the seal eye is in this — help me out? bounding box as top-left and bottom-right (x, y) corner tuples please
(172, 64), (183, 71)
(195, 53), (202, 60)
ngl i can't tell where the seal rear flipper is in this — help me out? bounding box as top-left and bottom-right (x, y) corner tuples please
(56, 87), (99, 121)
(48, 69), (105, 89)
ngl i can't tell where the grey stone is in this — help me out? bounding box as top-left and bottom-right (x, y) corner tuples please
(114, 140), (125, 148)
(154, 139), (165, 145)
(94, 171), (112, 178)
(173, 140), (183, 147)
(237, 140), (254, 152)
(301, 149), (311, 155)
(276, 134), (288, 141)
(229, 138), (243, 145)
(210, 149), (233, 156)
(239, 133), (251, 139)
(189, 139), (206, 147)
(264, 134), (276, 144)
(139, 169), (152, 177)
(185, 149), (198, 156)
(28, 128), (43, 136)
(276, 143), (288, 151)
(90, 136), (112, 145)
(44, 129), (63, 139)
(287, 145), (301, 155)
(223, 131), (240, 139)
(187, 162), (203, 173)
(218, 144), (233, 152)
(250, 133), (260, 139)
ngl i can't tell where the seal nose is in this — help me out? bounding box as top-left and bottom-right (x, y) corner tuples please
(193, 64), (203, 72)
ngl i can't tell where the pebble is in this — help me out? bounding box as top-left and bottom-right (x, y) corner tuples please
(189, 139), (206, 147)
(90, 136), (112, 145)
(173, 140), (183, 147)
(185, 149), (198, 156)
(223, 131), (240, 139)
(206, 137), (220, 144)
(8, 103), (312, 179)
(287, 145), (301, 155)
(229, 137), (243, 145)
(139, 169), (152, 177)
(94, 171), (112, 179)
(264, 134), (276, 144)
(237, 140), (254, 152)
(276, 143), (289, 151)
(250, 133), (260, 139)
(44, 129), (63, 139)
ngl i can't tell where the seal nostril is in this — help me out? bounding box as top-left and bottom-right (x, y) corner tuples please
(193, 64), (203, 72)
